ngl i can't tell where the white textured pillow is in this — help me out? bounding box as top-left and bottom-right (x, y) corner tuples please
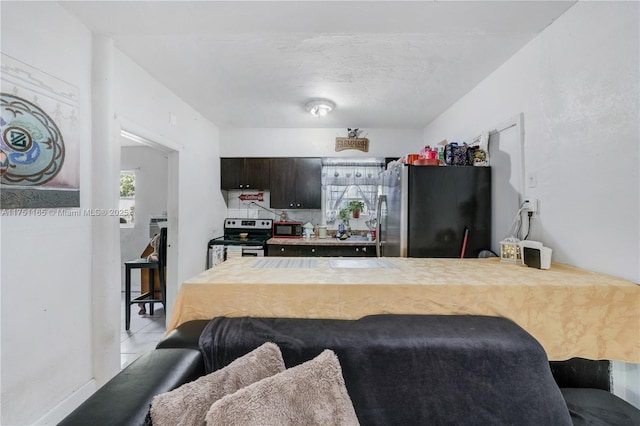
(205, 349), (360, 426)
(150, 342), (285, 426)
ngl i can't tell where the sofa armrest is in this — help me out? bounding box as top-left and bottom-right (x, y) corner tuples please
(59, 348), (204, 426)
(156, 319), (209, 350)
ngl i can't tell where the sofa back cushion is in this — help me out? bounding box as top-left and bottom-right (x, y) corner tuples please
(199, 315), (573, 426)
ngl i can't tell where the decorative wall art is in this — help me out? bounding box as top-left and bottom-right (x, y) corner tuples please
(1, 54), (80, 209)
(335, 128), (369, 153)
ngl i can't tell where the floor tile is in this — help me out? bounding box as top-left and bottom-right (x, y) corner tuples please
(121, 331), (165, 354)
(120, 291), (166, 370)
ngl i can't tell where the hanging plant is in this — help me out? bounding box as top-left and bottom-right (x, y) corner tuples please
(338, 208), (351, 226)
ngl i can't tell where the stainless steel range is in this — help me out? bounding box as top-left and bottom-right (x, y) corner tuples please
(207, 218), (273, 268)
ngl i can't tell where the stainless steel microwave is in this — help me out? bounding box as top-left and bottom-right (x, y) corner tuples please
(273, 221), (303, 238)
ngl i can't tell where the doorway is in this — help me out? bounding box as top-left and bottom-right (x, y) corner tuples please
(118, 127), (179, 367)
(486, 113), (525, 254)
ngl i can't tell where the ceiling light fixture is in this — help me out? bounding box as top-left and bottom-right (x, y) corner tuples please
(306, 99), (335, 117)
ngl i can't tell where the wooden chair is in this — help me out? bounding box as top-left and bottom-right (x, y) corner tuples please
(124, 227), (167, 331)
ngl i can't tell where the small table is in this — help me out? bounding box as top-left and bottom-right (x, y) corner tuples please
(124, 258), (165, 331)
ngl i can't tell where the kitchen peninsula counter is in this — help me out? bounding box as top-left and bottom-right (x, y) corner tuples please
(167, 257), (640, 363)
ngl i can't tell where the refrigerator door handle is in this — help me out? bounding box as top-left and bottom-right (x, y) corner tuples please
(376, 195), (385, 257)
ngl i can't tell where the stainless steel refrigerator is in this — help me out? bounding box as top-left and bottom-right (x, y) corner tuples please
(376, 163), (491, 258)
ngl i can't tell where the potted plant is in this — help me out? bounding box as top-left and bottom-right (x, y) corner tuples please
(338, 208), (351, 226)
(348, 201), (365, 218)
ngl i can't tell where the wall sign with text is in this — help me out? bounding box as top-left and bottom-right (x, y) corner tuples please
(335, 137), (369, 152)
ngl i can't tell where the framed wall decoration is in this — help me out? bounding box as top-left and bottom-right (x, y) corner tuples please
(335, 128), (369, 153)
(1, 53), (80, 209)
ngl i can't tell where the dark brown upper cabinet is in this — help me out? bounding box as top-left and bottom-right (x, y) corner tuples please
(220, 158), (270, 190)
(270, 158), (322, 209)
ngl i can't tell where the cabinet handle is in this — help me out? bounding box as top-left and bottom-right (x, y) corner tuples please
(239, 184), (244, 189)
(311, 248), (315, 252)
(362, 247), (367, 252)
(246, 184), (250, 188)
(355, 248), (359, 252)
(289, 203), (294, 207)
(296, 203), (301, 208)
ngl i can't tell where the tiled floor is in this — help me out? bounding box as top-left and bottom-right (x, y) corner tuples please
(120, 292), (166, 369)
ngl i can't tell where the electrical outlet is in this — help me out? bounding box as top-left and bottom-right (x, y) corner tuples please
(523, 199), (538, 214)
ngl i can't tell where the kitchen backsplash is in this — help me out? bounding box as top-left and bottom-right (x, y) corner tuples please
(225, 189), (373, 234)
(225, 189), (323, 224)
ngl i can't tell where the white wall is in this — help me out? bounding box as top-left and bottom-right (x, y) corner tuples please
(0, 3), (94, 425)
(1, 3), (226, 424)
(220, 128), (423, 158)
(113, 51), (227, 321)
(120, 146), (169, 291)
(423, 2), (639, 284)
(422, 1), (639, 406)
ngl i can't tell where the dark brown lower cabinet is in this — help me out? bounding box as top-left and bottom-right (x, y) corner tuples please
(267, 244), (375, 257)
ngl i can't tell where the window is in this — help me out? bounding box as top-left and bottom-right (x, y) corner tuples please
(119, 171), (135, 225)
(322, 158), (384, 228)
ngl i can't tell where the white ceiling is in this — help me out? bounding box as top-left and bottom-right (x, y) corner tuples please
(61, 1), (576, 129)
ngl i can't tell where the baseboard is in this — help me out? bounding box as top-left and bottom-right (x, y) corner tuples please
(33, 379), (97, 425)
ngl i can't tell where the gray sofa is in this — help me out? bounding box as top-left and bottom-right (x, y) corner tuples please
(59, 316), (639, 426)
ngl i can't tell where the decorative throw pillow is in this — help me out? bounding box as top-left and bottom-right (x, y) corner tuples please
(150, 342), (285, 426)
(205, 349), (360, 426)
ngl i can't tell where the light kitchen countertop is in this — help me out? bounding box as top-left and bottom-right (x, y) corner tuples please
(267, 236), (376, 246)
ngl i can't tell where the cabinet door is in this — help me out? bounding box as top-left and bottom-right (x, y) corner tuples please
(244, 158), (270, 190)
(356, 245), (375, 257)
(315, 245), (375, 257)
(268, 245), (318, 257)
(270, 158), (322, 209)
(294, 158), (322, 209)
(220, 158), (244, 189)
(268, 245), (288, 256)
(269, 158), (297, 209)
